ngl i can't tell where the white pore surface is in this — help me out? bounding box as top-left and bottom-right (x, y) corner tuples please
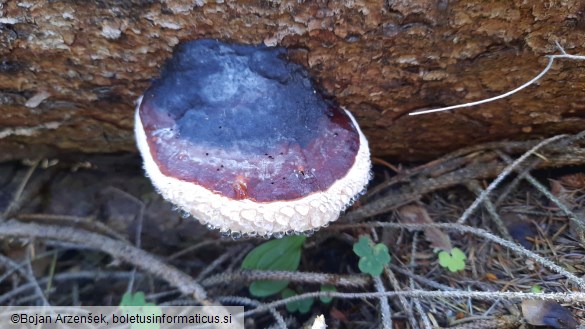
(135, 97), (371, 235)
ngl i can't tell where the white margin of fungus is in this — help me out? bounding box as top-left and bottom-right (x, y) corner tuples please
(135, 97), (372, 236)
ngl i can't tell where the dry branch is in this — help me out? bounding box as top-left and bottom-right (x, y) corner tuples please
(0, 220), (210, 304)
(201, 270), (371, 288)
(345, 132), (585, 222)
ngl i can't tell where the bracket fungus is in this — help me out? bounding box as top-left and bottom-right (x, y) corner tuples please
(135, 39), (371, 237)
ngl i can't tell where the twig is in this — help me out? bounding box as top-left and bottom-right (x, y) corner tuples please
(408, 232), (431, 329)
(23, 254), (50, 306)
(456, 135), (566, 225)
(345, 160), (506, 221)
(331, 222), (585, 290)
(0, 220), (210, 304)
(196, 248), (238, 281)
(102, 187), (145, 294)
(409, 44), (585, 115)
(2, 159), (40, 219)
(414, 298), (432, 329)
(146, 289), (180, 303)
(344, 133), (585, 222)
(16, 213), (128, 243)
(201, 269), (371, 288)
(497, 151), (585, 232)
(493, 160), (538, 207)
(101, 187), (145, 247)
(390, 264), (457, 291)
(0, 271), (140, 304)
(525, 174), (585, 229)
(0, 254), (28, 284)
(373, 276), (392, 329)
(245, 290), (585, 317)
(128, 231), (142, 293)
(0, 254), (48, 305)
(168, 240), (225, 260)
(157, 299), (201, 306)
(465, 180), (513, 241)
(43, 252), (59, 303)
(225, 244), (253, 272)
(218, 295), (287, 329)
(384, 267), (418, 329)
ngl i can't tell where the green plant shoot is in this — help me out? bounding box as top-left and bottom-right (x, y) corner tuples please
(531, 284), (543, 293)
(241, 235), (306, 297)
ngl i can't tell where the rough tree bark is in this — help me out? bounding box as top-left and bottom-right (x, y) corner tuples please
(0, 0), (584, 162)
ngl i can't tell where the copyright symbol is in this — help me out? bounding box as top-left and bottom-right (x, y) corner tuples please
(11, 314), (19, 323)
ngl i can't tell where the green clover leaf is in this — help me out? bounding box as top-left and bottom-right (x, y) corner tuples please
(352, 236), (391, 276)
(353, 236), (373, 257)
(119, 292), (161, 329)
(319, 284), (336, 304)
(282, 288), (314, 314)
(438, 247), (466, 272)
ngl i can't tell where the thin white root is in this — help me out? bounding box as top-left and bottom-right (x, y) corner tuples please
(409, 42), (585, 116)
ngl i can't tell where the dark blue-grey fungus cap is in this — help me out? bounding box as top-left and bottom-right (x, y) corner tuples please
(135, 39), (371, 236)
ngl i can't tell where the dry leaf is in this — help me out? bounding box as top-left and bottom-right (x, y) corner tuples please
(484, 272), (498, 281)
(3, 242), (51, 277)
(522, 300), (578, 329)
(502, 213), (537, 249)
(329, 307), (348, 324)
(550, 179), (578, 211)
(398, 204), (452, 251)
(559, 173), (585, 189)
